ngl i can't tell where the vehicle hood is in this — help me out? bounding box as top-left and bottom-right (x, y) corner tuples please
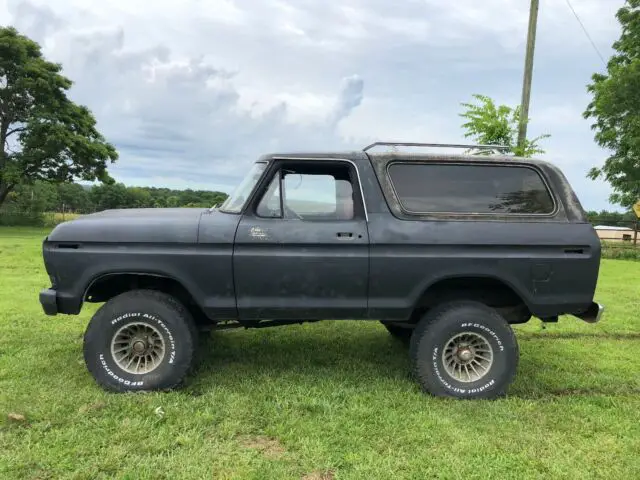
(47, 208), (207, 243)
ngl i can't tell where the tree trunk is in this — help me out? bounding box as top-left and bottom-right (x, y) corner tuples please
(0, 182), (13, 208)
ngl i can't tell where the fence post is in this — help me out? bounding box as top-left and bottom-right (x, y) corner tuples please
(635, 219), (639, 247)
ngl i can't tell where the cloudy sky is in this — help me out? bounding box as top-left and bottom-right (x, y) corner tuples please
(0, 0), (626, 210)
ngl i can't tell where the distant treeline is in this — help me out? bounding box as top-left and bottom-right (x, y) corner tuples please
(0, 181), (228, 226)
(585, 210), (637, 226)
(1, 180), (637, 228)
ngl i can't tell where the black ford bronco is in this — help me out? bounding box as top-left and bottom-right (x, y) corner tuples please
(39, 142), (604, 399)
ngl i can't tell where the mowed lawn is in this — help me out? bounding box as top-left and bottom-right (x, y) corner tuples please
(1, 227), (639, 479)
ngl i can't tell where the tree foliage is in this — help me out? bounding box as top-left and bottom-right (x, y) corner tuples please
(585, 209), (637, 226)
(56, 182), (89, 212)
(1, 180), (228, 219)
(0, 26), (118, 207)
(584, 0), (640, 208)
(459, 94), (550, 157)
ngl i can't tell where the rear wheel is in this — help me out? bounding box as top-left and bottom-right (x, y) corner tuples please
(409, 300), (519, 399)
(83, 290), (197, 392)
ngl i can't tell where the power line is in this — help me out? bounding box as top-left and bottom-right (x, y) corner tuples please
(564, 0), (607, 65)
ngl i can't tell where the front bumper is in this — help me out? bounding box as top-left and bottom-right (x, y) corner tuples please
(573, 302), (604, 324)
(39, 288), (58, 316)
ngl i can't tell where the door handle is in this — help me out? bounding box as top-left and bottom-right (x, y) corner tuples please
(336, 232), (354, 239)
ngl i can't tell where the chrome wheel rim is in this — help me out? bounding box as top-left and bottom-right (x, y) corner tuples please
(110, 322), (166, 374)
(442, 332), (494, 383)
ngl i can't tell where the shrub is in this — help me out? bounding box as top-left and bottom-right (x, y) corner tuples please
(601, 242), (640, 261)
(0, 212), (45, 227)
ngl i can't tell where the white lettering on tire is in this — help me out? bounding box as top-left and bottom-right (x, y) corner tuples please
(432, 346), (463, 392)
(430, 323), (503, 394)
(99, 353), (144, 387)
(460, 323), (504, 352)
(110, 312), (177, 364)
(103, 312), (178, 386)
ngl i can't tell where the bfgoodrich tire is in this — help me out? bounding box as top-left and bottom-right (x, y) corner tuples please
(409, 301), (519, 400)
(83, 290), (197, 393)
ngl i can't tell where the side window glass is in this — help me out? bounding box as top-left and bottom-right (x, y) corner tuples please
(387, 163), (554, 215)
(254, 165), (357, 221)
(335, 179), (354, 220)
(283, 173), (351, 219)
(256, 174), (282, 218)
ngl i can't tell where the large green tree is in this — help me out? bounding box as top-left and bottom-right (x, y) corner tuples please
(584, 0), (640, 208)
(56, 181), (90, 212)
(460, 94), (550, 157)
(0, 26), (117, 207)
(90, 183), (130, 211)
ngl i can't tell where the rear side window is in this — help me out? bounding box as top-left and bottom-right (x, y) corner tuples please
(387, 163), (555, 215)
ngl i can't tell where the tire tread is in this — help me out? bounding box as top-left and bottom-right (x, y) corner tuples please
(83, 289), (197, 393)
(409, 300), (519, 399)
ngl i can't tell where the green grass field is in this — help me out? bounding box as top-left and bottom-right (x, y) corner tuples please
(1, 227), (639, 479)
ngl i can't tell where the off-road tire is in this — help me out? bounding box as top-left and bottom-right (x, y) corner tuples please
(409, 300), (519, 400)
(83, 289), (197, 393)
(381, 322), (413, 343)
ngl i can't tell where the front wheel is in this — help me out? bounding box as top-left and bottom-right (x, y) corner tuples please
(409, 301), (519, 400)
(83, 290), (197, 393)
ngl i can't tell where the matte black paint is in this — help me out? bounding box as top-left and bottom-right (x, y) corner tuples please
(233, 216), (370, 320)
(40, 151), (602, 325)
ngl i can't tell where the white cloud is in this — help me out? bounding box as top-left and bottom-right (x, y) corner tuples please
(4, 0), (368, 185)
(0, 0), (629, 210)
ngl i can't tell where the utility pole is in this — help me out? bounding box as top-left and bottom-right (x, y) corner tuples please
(517, 0), (540, 152)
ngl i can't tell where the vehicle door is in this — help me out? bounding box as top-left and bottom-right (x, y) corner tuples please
(233, 158), (370, 320)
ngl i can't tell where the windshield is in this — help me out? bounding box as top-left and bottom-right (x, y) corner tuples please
(218, 161), (268, 213)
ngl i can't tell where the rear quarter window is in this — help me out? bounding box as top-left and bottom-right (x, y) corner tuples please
(387, 163), (555, 215)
